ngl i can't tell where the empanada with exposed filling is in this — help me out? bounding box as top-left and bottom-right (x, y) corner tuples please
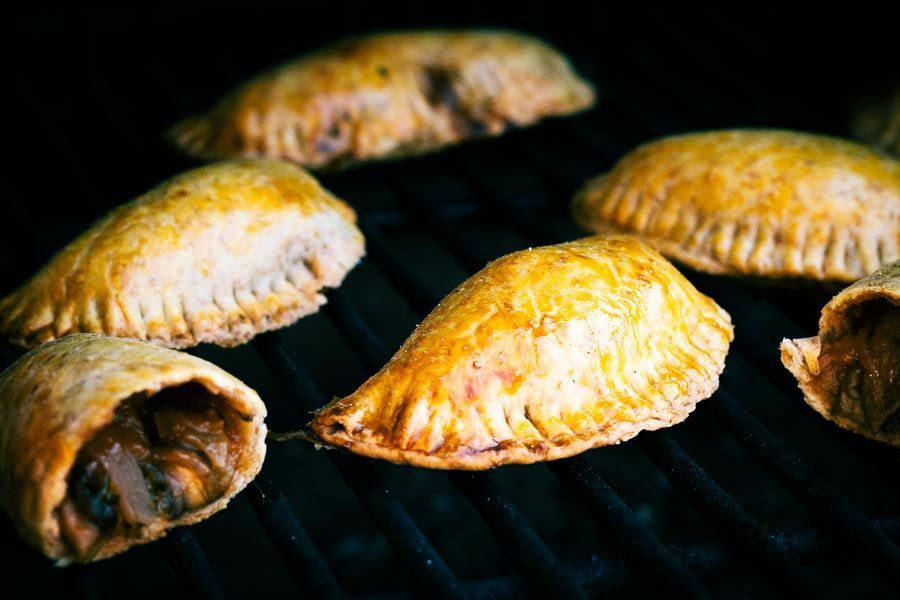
(0, 159), (364, 348)
(853, 85), (900, 157)
(0, 334), (267, 564)
(572, 130), (900, 282)
(310, 235), (733, 469)
(781, 260), (900, 446)
(170, 30), (595, 170)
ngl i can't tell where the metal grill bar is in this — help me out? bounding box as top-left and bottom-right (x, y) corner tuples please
(449, 472), (589, 600)
(637, 432), (829, 598)
(246, 478), (347, 599)
(707, 390), (900, 588)
(547, 458), (710, 599)
(252, 334), (464, 600)
(162, 529), (225, 600)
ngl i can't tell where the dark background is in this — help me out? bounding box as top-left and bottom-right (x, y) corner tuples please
(3, 2), (900, 598)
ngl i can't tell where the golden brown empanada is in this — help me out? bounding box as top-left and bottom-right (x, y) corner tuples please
(0, 334), (267, 564)
(0, 159), (364, 349)
(170, 30), (595, 170)
(572, 130), (900, 282)
(852, 86), (900, 157)
(310, 235), (733, 469)
(781, 260), (900, 446)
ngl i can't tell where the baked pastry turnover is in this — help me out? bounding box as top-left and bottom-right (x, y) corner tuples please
(311, 235), (733, 469)
(572, 130), (900, 282)
(781, 261), (900, 447)
(0, 159), (364, 348)
(0, 334), (267, 563)
(853, 86), (900, 157)
(170, 30), (595, 169)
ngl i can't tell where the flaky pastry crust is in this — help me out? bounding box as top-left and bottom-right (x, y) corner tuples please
(0, 159), (364, 348)
(0, 334), (267, 563)
(170, 30), (595, 169)
(311, 235), (733, 469)
(572, 130), (900, 282)
(781, 261), (900, 446)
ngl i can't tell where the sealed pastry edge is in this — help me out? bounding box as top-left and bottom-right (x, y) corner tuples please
(0, 334), (268, 564)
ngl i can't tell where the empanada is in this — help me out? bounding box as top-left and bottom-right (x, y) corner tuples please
(0, 334), (266, 563)
(310, 235), (733, 469)
(170, 31), (595, 170)
(572, 130), (900, 282)
(781, 260), (900, 446)
(0, 159), (364, 348)
(853, 86), (900, 157)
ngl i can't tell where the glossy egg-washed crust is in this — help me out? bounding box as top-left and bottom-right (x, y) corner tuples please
(572, 130), (900, 282)
(170, 30), (595, 170)
(311, 236), (733, 469)
(0, 159), (364, 349)
(0, 334), (267, 564)
(853, 85), (900, 157)
(781, 261), (900, 447)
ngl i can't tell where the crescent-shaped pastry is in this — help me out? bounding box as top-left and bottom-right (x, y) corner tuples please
(0, 334), (267, 564)
(853, 86), (900, 157)
(310, 235), (733, 469)
(781, 261), (900, 446)
(0, 159), (364, 349)
(169, 30), (595, 170)
(572, 130), (900, 282)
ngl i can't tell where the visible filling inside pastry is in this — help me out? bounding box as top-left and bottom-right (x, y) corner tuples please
(817, 300), (900, 436)
(57, 383), (244, 560)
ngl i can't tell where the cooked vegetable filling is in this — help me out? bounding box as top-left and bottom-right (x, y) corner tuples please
(818, 300), (900, 436)
(57, 383), (242, 559)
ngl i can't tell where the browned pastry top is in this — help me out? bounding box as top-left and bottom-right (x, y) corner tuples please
(573, 129), (900, 282)
(0, 159), (364, 348)
(311, 235), (732, 469)
(170, 30), (595, 169)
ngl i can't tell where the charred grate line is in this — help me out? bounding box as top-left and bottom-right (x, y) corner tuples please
(246, 478), (347, 599)
(637, 431), (831, 599)
(708, 390), (900, 588)
(252, 334), (464, 600)
(162, 528), (226, 600)
(449, 472), (589, 600)
(547, 458), (710, 600)
(357, 216), (439, 318)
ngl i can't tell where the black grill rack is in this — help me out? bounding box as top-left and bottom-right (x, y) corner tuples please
(4, 6), (900, 599)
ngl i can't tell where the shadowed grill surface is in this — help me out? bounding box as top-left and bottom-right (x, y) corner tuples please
(3, 4), (899, 599)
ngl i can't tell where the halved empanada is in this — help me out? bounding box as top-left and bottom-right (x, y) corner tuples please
(0, 159), (364, 348)
(781, 260), (900, 446)
(310, 235), (733, 469)
(0, 334), (266, 564)
(572, 130), (900, 282)
(853, 85), (900, 157)
(170, 30), (595, 170)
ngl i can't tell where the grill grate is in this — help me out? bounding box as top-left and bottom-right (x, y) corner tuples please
(4, 6), (900, 599)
